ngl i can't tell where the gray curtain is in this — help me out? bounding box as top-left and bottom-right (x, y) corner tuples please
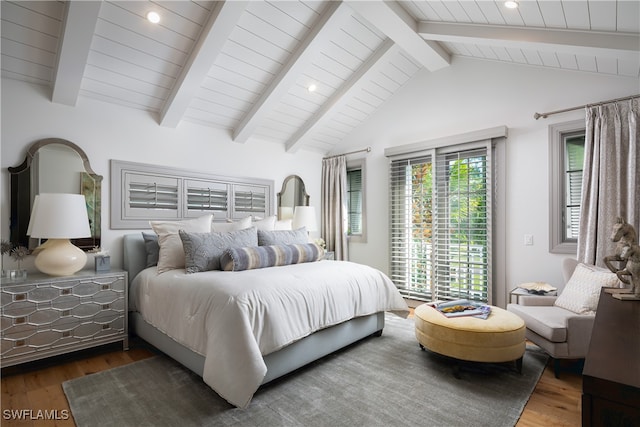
(321, 156), (348, 260)
(578, 99), (640, 266)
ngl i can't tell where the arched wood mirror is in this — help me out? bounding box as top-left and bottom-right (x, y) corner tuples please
(9, 138), (102, 251)
(277, 175), (309, 220)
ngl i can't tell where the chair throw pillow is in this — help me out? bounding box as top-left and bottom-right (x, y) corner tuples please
(554, 263), (620, 314)
(179, 227), (258, 273)
(220, 243), (324, 272)
(150, 215), (213, 274)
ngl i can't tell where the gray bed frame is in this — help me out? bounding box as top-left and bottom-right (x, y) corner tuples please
(123, 233), (384, 385)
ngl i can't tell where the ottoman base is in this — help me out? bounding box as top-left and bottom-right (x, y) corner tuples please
(414, 303), (526, 370)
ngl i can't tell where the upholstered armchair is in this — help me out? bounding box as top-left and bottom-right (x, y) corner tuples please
(507, 258), (619, 377)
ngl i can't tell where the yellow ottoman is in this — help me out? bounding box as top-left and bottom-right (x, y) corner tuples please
(414, 303), (526, 371)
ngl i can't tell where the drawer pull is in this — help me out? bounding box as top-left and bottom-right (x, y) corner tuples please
(101, 284), (109, 290)
(16, 340), (25, 347)
(15, 294), (26, 301)
(61, 289), (71, 295)
(102, 324), (109, 330)
(102, 304), (110, 310)
(62, 331), (71, 338)
(15, 317), (26, 324)
(62, 310), (70, 317)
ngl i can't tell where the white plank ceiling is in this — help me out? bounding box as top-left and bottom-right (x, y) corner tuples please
(2, 1), (639, 154)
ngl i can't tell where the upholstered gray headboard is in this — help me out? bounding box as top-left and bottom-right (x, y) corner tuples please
(123, 233), (147, 284)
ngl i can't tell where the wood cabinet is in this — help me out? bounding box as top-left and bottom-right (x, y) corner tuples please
(1, 270), (128, 367)
(582, 290), (640, 426)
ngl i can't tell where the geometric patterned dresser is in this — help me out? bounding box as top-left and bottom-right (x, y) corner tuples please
(1, 269), (128, 367)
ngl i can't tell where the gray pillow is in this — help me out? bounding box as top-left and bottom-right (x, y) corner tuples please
(179, 227), (258, 273)
(257, 227), (308, 246)
(142, 232), (159, 268)
(220, 243), (323, 272)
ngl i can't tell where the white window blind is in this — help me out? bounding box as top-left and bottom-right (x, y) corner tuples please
(389, 143), (491, 303)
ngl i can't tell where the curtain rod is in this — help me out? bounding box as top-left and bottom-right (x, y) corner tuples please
(323, 147), (371, 160)
(534, 94), (640, 120)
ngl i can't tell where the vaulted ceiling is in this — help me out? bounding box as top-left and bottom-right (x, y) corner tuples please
(2, 1), (639, 154)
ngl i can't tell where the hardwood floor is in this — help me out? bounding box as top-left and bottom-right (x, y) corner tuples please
(1, 338), (582, 427)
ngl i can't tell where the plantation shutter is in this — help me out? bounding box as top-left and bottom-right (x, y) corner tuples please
(347, 169), (362, 235)
(564, 136), (584, 241)
(389, 142), (492, 303)
(125, 173), (179, 219)
(185, 180), (228, 218)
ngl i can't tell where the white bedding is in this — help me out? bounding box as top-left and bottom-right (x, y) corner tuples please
(130, 260), (408, 408)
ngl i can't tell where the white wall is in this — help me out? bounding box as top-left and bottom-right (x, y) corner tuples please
(336, 57), (639, 306)
(2, 57), (638, 307)
(1, 79), (323, 271)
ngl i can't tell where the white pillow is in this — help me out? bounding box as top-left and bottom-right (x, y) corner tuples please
(274, 219), (292, 230)
(211, 216), (251, 232)
(251, 215), (276, 231)
(554, 263), (620, 314)
(150, 215), (213, 274)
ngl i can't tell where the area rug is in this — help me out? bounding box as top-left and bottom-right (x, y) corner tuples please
(63, 314), (547, 427)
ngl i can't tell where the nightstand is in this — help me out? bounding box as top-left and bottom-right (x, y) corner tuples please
(1, 269), (128, 367)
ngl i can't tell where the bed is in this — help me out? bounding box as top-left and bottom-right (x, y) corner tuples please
(123, 232), (408, 408)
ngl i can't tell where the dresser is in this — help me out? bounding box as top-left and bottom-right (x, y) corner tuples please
(581, 289), (640, 426)
(1, 270), (128, 367)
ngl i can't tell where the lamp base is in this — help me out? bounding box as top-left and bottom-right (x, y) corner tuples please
(34, 239), (87, 276)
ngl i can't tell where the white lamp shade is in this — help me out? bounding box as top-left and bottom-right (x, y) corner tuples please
(28, 193), (91, 239)
(292, 206), (317, 232)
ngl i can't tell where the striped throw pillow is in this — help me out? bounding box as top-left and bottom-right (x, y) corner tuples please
(220, 243), (324, 272)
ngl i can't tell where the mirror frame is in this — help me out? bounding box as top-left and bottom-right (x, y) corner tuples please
(277, 175), (310, 220)
(8, 138), (102, 251)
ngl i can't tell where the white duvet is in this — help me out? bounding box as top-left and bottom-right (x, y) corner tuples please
(130, 260), (408, 408)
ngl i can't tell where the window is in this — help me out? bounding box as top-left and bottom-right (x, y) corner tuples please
(549, 120), (585, 254)
(389, 142), (491, 303)
(111, 160), (274, 229)
(347, 159), (366, 242)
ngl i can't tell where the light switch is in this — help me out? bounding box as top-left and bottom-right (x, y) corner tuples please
(524, 234), (534, 246)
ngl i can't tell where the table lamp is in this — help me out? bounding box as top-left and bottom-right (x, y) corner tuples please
(28, 193), (91, 276)
(292, 206), (317, 233)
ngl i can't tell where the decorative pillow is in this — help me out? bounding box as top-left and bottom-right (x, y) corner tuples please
(220, 243), (324, 272)
(554, 263), (620, 314)
(150, 215), (213, 274)
(257, 227), (308, 246)
(179, 227), (258, 273)
(141, 232), (159, 268)
(211, 216), (251, 232)
(251, 215), (276, 231)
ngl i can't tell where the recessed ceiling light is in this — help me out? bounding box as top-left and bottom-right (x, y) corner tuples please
(308, 84), (317, 93)
(146, 11), (160, 24)
(504, 1), (519, 9)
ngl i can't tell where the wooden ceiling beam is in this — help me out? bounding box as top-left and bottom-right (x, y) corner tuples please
(346, 0), (450, 71)
(160, 1), (248, 127)
(418, 21), (640, 61)
(51, 1), (102, 106)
